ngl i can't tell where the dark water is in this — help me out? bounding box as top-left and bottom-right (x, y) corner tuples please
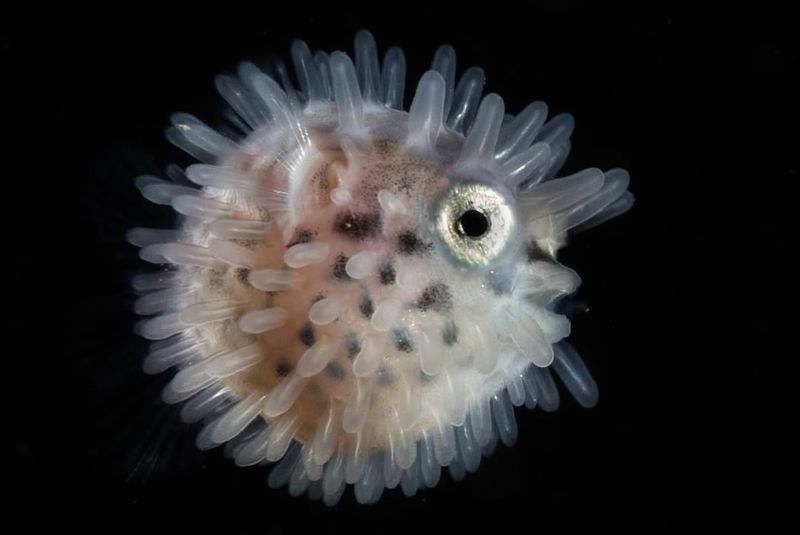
(6, 4), (797, 533)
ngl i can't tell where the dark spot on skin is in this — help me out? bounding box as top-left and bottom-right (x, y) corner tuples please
(326, 361), (345, 380)
(393, 327), (413, 353)
(311, 293), (325, 304)
(417, 283), (453, 312)
(359, 294), (375, 319)
(208, 269), (225, 290)
(377, 365), (395, 387)
(345, 333), (361, 359)
(236, 268), (250, 286)
(332, 254), (350, 280)
(442, 320), (458, 346)
(486, 271), (510, 296)
(276, 360), (292, 377)
(333, 211), (382, 241)
(395, 171), (416, 194)
(287, 229), (313, 247)
(234, 239), (259, 250)
(397, 230), (430, 255)
(374, 139), (393, 155)
(299, 323), (315, 346)
(526, 241), (551, 262)
(379, 263), (396, 285)
(313, 162), (332, 199)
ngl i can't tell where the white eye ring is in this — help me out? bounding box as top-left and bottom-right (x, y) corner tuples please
(434, 181), (518, 267)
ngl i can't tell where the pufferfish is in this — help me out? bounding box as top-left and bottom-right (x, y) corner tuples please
(128, 30), (634, 505)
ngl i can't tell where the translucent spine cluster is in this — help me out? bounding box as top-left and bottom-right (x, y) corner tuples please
(128, 30), (633, 505)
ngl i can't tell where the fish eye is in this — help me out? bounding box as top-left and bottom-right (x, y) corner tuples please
(455, 208), (490, 238)
(434, 181), (517, 267)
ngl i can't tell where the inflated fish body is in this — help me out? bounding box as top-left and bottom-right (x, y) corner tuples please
(129, 31), (634, 505)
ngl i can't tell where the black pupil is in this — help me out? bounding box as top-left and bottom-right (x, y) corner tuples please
(457, 209), (490, 238)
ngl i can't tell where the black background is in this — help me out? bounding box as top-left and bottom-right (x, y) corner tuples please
(6, 3), (798, 533)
